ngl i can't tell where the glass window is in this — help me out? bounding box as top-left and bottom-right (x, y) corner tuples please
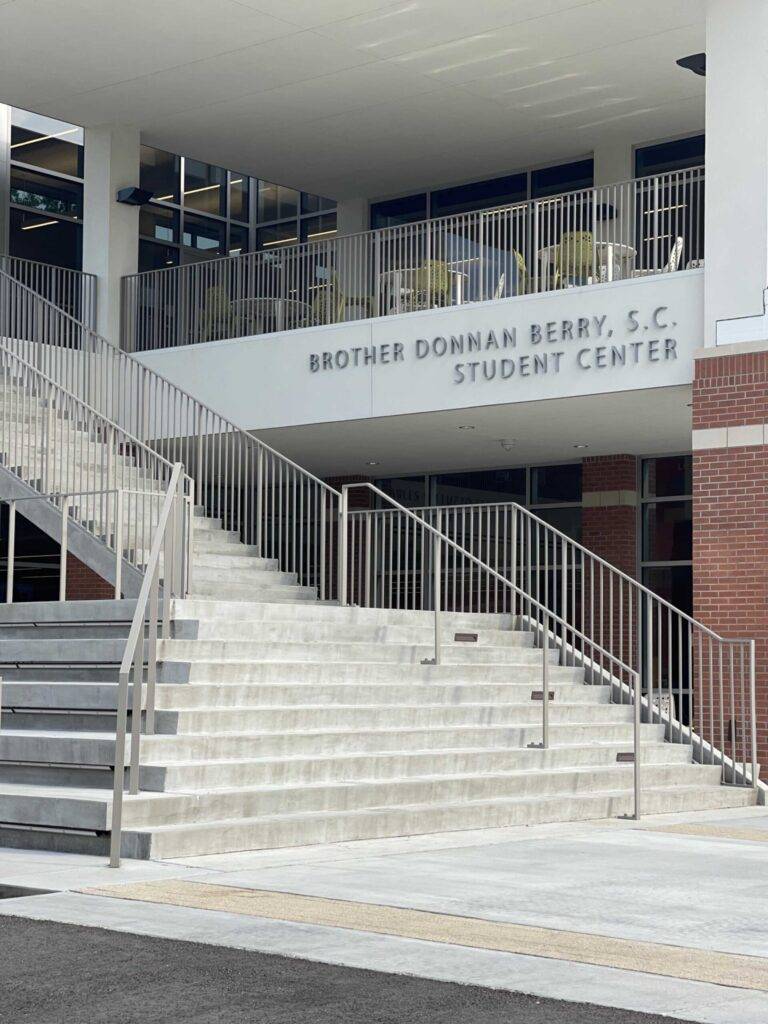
(182, 213), (226, 254)
(257, 222), (299, 249)
(0, 505), (60, 603)
(140, 146), (180, 204)
(635, 135), (705, 177)
(531, 159), (594, 199)
(258, 181), (299, 222)
(432, 468), (526, 506)
(228, 224), (249, 256)
(531, 464), (582, 505)
(301, 212), (337, 243)
(139, 203), (179, 243)
(642, 456), (692, 499)
(184, 159), (226, 216)
(139, 240), (179, 272)
(370, 193), (427, 230)
(302, 193), (335, 215)
(9, 208), (82, 269)
(375, 476), (427, 508)
(229, 173), (250, 222)
(10, 167), (82, 219)
(534, 505), (582, 543)
(10, 110), (83, 177)
(642, 500), (693, 562)
(431, 174), (527, 218)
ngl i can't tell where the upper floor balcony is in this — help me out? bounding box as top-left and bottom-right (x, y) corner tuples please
(120, 166), (705, 354)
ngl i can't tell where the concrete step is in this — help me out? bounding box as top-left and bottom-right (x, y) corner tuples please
(0, 679), (608, 712)
(190, 566), (299, 586)
(0, 722), (669, 766)
(181, 618), (533, 647)
(157, 638), (555, 666)
(189, 552), (278, 570)
(0, 763), (727, 834)
(150, 701), (639, 736)
(120, 783), (758, 859)
(140, 742), (695, 792)
(188, 580), (317, 602)
(160, 659), (586, 685)
(173, 599), (516, 630)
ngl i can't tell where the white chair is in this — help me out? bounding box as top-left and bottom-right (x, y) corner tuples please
(632, 236), (684, 277)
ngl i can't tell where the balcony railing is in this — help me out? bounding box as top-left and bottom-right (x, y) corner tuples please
(120, 167), (705, 353)
(0, 255), (97, 332)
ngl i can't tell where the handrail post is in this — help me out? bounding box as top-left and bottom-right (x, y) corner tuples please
(541, 610), (550, 749)
(114, 489), (124, 599)
(109, 667), (130, 868)
(433, 510), (442, 666)
(749, 639), (757, 789)
(5, 500), (15, 603)
(633, 668), (642, 818)
(339, 487), (349, 606)
(58, 498), (68, 601)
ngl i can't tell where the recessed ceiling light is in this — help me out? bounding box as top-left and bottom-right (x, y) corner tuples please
(366, 460), (380, 466)
(457, 425), (475, 430)
(573, 443), (589, 449)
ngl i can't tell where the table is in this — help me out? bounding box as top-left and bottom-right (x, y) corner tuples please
(232, 297), (312, 335)
(537, 241), (637, 284)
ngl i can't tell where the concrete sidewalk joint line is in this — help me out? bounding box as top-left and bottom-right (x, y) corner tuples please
(648, 823), (768, 842)
(81, 880), (768, 993)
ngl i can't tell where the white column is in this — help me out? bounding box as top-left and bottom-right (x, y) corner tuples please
(705, 0), (768, 345)
(593, 141), (633, 187)
(83, 123), (141, 344)
(336, 198), (368, 236)
(335, 198), (370, 317)
(0, 104), (11, 256)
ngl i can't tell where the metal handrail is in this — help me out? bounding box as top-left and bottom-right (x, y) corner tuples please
(350, 495), (757, 789)
(0, 267), (341, 599)
(0, 255), (97, 330)
(340, 482), (642, 817)
(121, 165), (705, 351)
(109, 462), (189, 867)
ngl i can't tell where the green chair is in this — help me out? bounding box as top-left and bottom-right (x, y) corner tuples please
(555, 231), (595, 286)
(409, 259), (451, 309)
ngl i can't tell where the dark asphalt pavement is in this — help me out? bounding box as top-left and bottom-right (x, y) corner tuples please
(0, 914), (692, 1024)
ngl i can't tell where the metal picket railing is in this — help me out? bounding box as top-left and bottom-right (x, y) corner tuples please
(0, 255), (97, 331)
(0, 267), (341, 601)
(121, 166), (705, 352)
(344, 497), (757, 790)
(340, 483), (643, 815)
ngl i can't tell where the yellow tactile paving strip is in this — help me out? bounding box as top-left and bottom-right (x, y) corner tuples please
(82, 880), (768, 992)
(647, 823), (768, 843)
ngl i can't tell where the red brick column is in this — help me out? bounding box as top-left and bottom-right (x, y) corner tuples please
(581, 455), (639, 669)
(65, 555), (114, 600)
(693, 347), (768, 778)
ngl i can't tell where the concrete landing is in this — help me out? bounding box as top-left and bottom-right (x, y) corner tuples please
(1, 807), (767, 1023)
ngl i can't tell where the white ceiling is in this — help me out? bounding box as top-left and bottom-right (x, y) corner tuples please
(0, 0), (706, 198)
(253, 385), (693, 477)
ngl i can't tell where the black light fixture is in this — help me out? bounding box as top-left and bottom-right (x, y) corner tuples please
(676, 53), (706, 77)
(116, 186), (153, 206)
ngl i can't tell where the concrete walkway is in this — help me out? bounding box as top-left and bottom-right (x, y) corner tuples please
(1, 806), (767, 1023)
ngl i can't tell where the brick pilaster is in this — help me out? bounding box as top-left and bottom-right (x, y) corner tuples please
(692, 347), (768, 778)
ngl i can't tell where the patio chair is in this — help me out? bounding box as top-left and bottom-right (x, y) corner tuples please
(406, 259), (451, 310)
(311, 270), (346, 325)
(555, 231), (595, 286)
(632, 236), (685, 277)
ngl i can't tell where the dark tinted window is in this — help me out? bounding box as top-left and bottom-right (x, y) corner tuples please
(642, 456), (692, 498)
(432, 468), (526, 506)
(370, 194), (427, 229)
(531, 159), (594, 199)
(375, 476), (427, 508)
(139, 240), (179, 272)
(9, 208), (82, 269)
(635, 135), (704, 177)
(531, 464), (582, 504)
(140, 146), (180, 204)
(642, 501), (693, 562)
(182, 213), (225, 253)
(431, 174), (527, 218)
(10, 167), (82, 219)
(184, 159), (226, 217)
(10, 112), (83, 177)
(139, 203), (179, 243)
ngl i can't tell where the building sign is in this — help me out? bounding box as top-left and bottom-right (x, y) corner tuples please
(309, 305), (679, 386)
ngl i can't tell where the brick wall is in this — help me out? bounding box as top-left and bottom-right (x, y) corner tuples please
(693, 351), (768, 778)
(581, 455), (639, 668)
(65, 556), (114, 601)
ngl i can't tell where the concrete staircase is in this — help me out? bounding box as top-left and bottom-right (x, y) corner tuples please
(0, 513), (758, 859)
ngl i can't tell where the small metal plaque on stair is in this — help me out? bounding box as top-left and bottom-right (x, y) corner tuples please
(531, 690), (555, 701)
(454, 632), (478, 643)
(616, 752), (635, 763)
